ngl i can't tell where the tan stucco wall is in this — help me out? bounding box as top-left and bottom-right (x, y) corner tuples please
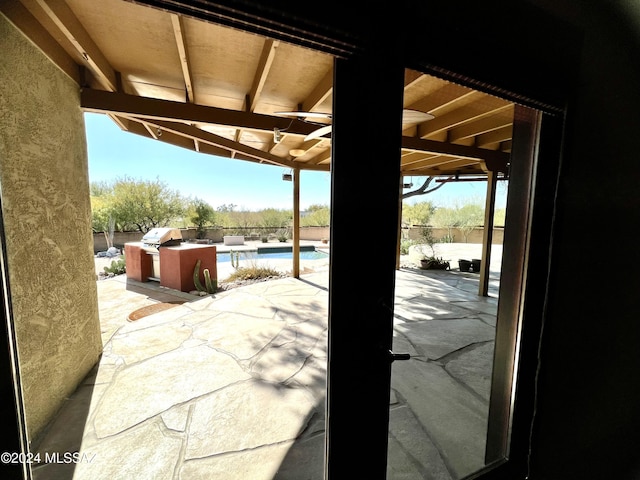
(404, 226), (504, 245)
(0, 15), (102, 443)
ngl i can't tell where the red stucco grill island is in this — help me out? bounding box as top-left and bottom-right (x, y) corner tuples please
(125, 227), (217, 293)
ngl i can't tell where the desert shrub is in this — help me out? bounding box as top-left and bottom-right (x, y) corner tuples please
(224, 264), (281, 282)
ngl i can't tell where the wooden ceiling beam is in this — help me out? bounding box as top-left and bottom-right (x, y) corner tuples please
(475, 124), (513, 147)
(401, 155), (472, 172)
(448, 104), (514, 142)
(248, 38), (279, 112)
(436, 158), (481, 170)
(401, 135), (509, 165)
(131, 117), (300, 169)
(305, 150), (332, 166)
(400, 152), (441, 168)
(126, 119), (204, 152)
(402, 155), (462, 170)
(31, 0), (118, 91)
(418, 94), (512, 138)
(125, 117), (284, 166)
(170, 14), (195, 103)
(301, 67), (333, 113)
(405, 83), (475, 117)
(402, 158), (484, 175)
(169, 13), (199, 152)
(403, 69), (424, 89)
(141, 122), (158, 140)
(81, 88), (321, 137)
(106, 114), (129, 131)
(82, 91), (508, 170)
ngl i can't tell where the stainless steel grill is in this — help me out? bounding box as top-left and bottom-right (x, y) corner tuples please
(141, 227), (182, 249)
(141, 228), (182, 280)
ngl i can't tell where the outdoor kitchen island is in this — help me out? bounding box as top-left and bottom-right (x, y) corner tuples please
(124, 228), (217, 293)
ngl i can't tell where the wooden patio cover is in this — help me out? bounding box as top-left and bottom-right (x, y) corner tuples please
(2, 0), (511, 291)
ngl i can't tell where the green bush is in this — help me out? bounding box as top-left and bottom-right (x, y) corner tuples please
(400, 238), (418, 255)
(104, 256), (126, 275)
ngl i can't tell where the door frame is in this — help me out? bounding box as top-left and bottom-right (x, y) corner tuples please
(0, 199), (30, 480)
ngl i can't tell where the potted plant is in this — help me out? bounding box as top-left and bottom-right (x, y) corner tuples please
(276, 228), (289, 242)
(458, 259), (472, 272)
(471, 259), (481, 272)
(420, 256), (450, 270)
(417, 226), (449, 270)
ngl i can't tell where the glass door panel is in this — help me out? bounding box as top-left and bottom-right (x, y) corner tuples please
(388, 72), (541, 479)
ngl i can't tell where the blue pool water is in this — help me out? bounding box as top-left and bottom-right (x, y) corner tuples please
(217, 248), (328, 263)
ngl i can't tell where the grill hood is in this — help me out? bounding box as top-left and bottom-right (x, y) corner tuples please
(141, 227), (182, 247)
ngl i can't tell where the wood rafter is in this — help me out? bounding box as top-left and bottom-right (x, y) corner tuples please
(403, 157), (483, 175)
(418, 94), (512, 138)
(30, 0), (118, 92)
(400, 152), (441, 168)
(7, 1), (519, 178)
(301, 67), (333, 113)
(401, 135), (509, 165)
(81, 89), (509, 172)
(403, 69), (424, 89)
(81, 88), (321, 137)
(106, 113), (129, 131)
(402, 155), (468, 172)
(170, 14), (194, 103)
(305, 149), (332, 166)
(405, 83), (475, 118)
(476, 124), (513, 147)
(249, 38), (279, 112)
(124, 116), (327, 171)
(169, 13), (199, 152)
(448, 104), (514, 142)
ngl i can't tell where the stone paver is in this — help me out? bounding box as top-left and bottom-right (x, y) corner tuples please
(395, 318), (495, 360)
(33, 245), (501, 480)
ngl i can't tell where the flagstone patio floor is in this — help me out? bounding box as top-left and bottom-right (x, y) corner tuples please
(32, 243), (502, 480)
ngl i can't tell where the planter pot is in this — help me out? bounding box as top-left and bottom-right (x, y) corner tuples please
(420, 259), (450, 270)
(458, 259), (471, 272)
(471, 259), (481, 272)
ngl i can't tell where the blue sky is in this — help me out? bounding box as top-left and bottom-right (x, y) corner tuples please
(84, 112), (507, 210)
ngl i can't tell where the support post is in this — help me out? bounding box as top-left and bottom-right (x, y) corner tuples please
(479, 169), (497, 296)
(396, 175), (404, 270)
(292, 167), (300, 278)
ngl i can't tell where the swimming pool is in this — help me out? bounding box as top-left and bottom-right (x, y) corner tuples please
(217, 247), (328, 263)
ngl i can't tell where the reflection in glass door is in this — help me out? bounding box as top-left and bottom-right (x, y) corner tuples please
(387, 73), (540, 479)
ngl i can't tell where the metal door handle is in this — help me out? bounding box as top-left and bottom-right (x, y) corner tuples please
(388, 350), (411, 362)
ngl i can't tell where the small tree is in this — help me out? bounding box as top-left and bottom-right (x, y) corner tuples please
(90, 193), (116, 248)
(432, 207), (460, 241)
(421, 225), (437, 256)
(402, 201), (435, 226)
(457, 204), (484, 242)
(110, 176), (187, 233)
(189, 198), (216, 239)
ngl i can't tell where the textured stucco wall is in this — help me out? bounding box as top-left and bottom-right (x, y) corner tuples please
(0, 15), (102, 443)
